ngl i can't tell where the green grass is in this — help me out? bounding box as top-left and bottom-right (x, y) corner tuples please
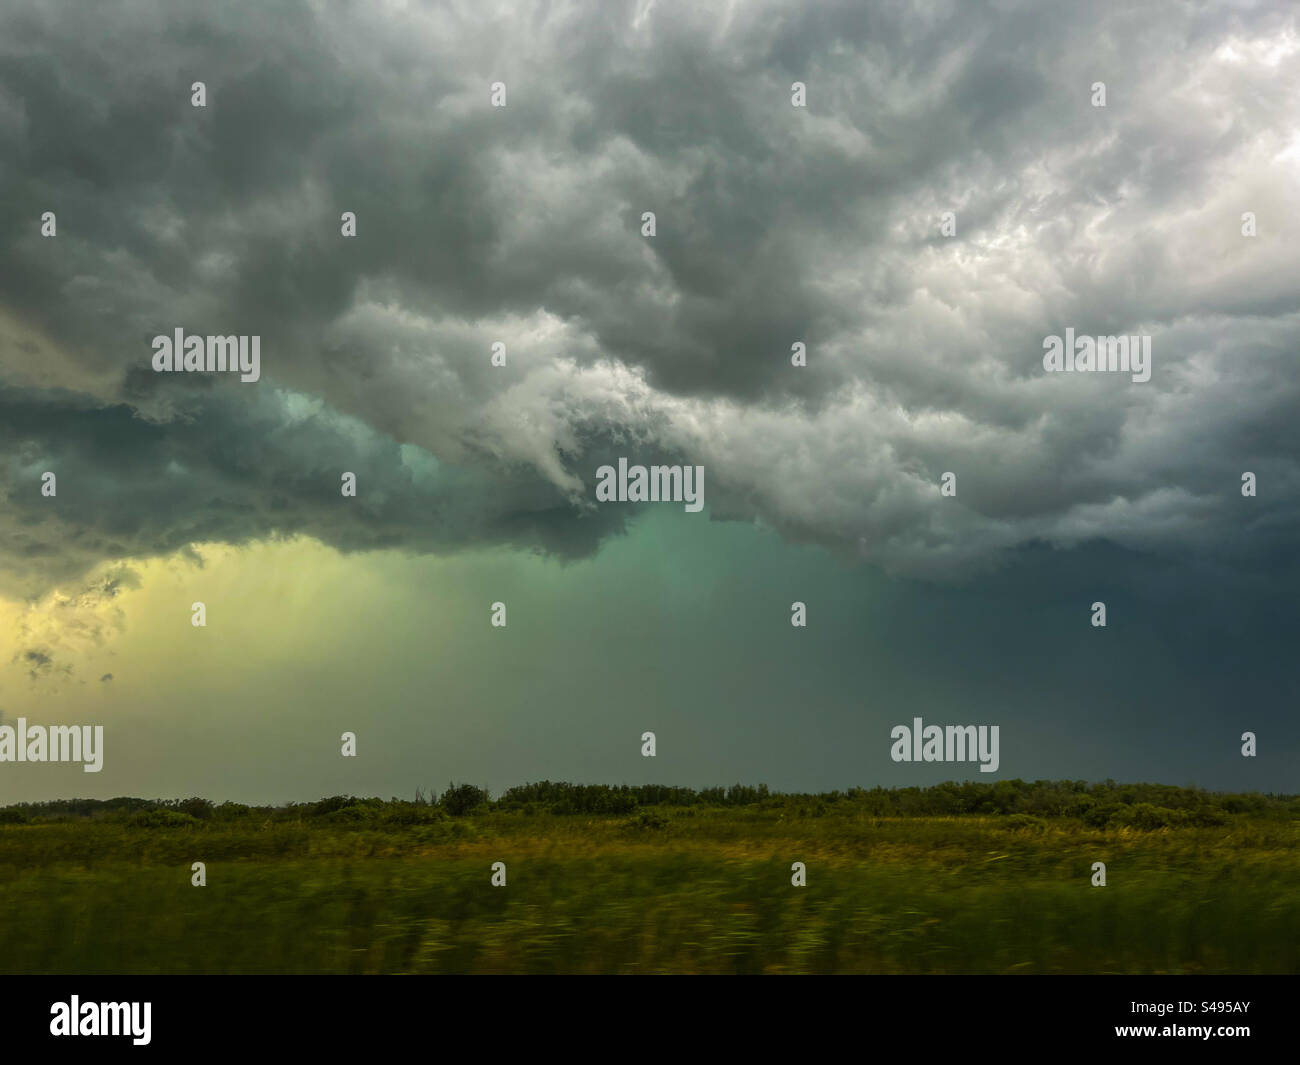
(1, 807), (1297, 973)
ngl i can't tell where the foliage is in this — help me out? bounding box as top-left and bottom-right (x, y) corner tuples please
(439, 783), (489, 817)
(2, 779), (1294, 826)
(1, 793), (1296, 974)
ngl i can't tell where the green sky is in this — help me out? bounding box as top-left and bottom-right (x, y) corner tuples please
(2, 504), (1292, 803)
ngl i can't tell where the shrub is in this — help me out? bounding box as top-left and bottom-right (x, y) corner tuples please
(1083, 802), (1126, 828)
(130, 809), (198, 829)
(380, 804), (448, 826)
(1123, 804), (1181, 831)
(310, 796), (360, 817)
(306, 796), (384, 818)
(325, 805), (379, 823)
(174, 797), (215, 820)
(626, 809), (669, 831)
(440, 783), (488, 816)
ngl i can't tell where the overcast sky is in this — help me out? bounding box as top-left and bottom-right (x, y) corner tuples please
(1, 0), (1297, 803)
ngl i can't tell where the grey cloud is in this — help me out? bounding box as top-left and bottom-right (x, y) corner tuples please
(0, 0), (1298, 589)
(0, 380), (632, 598)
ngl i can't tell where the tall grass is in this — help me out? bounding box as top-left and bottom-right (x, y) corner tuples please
(1, 804), (1296, 973)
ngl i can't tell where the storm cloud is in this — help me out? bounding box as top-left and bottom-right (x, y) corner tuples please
(1, 0), (1298, 593)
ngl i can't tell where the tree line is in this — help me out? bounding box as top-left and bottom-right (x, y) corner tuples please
(1, 778), (1296, 826)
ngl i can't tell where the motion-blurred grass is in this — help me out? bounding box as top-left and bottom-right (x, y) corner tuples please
(1, 808), (1296, 973)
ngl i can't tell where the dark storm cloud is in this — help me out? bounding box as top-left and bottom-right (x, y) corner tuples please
(0, 381), (632, 597)
(0, 0), (1297, 588)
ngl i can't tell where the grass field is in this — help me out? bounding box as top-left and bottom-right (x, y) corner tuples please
(2, 784), (1298, 974)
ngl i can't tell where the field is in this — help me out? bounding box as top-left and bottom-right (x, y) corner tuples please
(1, 783), (1298, 974)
